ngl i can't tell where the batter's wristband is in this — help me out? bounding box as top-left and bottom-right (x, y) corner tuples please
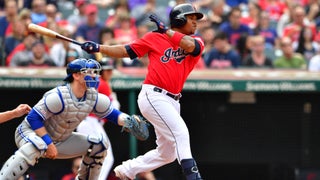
(170, 31), (185, 46)
(41, 134), (53, 145)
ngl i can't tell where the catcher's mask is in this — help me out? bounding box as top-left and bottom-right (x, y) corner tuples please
(64, 58), (101, 89)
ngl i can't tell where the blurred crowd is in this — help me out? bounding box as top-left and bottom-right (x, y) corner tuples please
(1, 0), (320, 71)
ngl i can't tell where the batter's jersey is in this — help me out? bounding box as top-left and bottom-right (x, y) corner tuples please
(126, 32), (204, 94)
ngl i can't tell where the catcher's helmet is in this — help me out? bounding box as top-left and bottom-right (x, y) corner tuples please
(64, 58), (101, 84)
(169, 3), (203, 28)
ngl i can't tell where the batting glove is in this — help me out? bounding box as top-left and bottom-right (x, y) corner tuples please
(81, 41), (100, 54)
(149, 14), (169, 34)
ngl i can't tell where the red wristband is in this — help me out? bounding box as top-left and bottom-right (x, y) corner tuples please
(170, 31), (185, 46)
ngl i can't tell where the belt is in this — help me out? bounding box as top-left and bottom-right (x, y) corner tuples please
(153, 87), (181, 101)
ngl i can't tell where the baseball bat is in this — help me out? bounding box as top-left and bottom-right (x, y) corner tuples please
(27, 23), (82, 46)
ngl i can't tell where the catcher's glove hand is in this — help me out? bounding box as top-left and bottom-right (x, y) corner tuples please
(122, 115), (150, 141)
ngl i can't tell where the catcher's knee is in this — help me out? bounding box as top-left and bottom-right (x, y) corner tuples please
(0, 143), (42, 180)
(83, 134), (108, 166)
(19, 134), (47, 165)
(77, 134), (108, 180)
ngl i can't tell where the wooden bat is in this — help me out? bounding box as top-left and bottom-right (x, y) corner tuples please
(27, 23), (83, 46)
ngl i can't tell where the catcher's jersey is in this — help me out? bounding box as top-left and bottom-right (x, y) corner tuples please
(127, 32), (204, 94)
(30, 84), (112, 142)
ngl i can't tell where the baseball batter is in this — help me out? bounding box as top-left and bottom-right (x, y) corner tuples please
(80, 3), (204, 180)
(0, 58), (148, 180)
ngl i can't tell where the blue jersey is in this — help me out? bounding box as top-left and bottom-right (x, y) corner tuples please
(204, 48), (241, 68)
(219, 22), (253, 46)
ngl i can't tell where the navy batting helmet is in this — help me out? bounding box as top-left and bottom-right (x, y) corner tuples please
(169, 3), (203, 28)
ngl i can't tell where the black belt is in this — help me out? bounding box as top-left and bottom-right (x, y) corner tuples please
(153, 87), (181, 101)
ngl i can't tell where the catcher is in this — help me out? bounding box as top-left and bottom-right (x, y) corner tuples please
(0, 58), (149, 180)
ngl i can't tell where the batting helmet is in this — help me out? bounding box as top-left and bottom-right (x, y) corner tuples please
(169, 3), (204, 28)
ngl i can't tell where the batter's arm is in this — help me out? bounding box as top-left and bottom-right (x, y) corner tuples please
(99, 44), (130, 58)
(166, 29), (199, 54)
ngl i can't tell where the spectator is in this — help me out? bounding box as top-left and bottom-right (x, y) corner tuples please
(67, 0), (88, 34)
(131, 0), (168, 26)
(308, 52), (320, 72)
(199, 26), (215, 55)
(3, 17), (26, 64)
(38, 3), (69, 29)
(308, 48), (320, 72)
(276, 1), (296, 37)
(98, 27), (116, 45)
(30, 0), (47, 24)
(254, 10), (278, 50)
(309, 34), (320, 71)
(235, 33), (252, 61)
(242, 35), (273, 68)
(50, 29), (83, 67)
(225, 0), (248, 8)
(113, 12), (138, 45)
(61, 157), (82, 180)
(240, 2), (261, 30)
(274, 36), (306, 69)
(95, 27), (119, 65)
(104, 1), (134, 29)
(65, 48), (80, 66)
(0, 104), (31, 124)
(74, 4), (103, 43)
(0, 0), (18, 39)
(305, 0), (320, 26)
(5, 32), (38, 66)
(10, 41), (56, 67)
(204, 31), (241, 69)
(282, 4), (317, 44)
(219, 6), (253, 47)
(205, 0), (229, 30)
(294, 27), (319, 64)
(18, 8), (32, 28)
(258, 0), (287, 29)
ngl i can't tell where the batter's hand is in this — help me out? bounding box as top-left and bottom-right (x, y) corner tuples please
(81, 41), (100, 54)
(149, 14), (168, 34)
(44, 143), (58, 159)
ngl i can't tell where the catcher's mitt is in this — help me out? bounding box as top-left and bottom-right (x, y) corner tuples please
(122, 115), (149, 141)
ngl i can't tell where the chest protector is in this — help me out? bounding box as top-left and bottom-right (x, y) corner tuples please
(42, 86), (98, 142)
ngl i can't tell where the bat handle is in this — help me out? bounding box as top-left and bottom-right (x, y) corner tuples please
(71, 39), (83, 46)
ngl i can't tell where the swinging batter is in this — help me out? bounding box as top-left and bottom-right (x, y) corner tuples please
(81, 3), (204, 180)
